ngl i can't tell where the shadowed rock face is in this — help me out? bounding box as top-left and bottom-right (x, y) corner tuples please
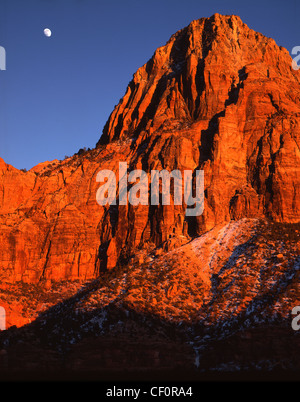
(1, 218), (300, 377)
(0, 13), (300, 282)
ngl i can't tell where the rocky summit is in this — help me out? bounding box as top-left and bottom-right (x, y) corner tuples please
(0, 14), (300, 379)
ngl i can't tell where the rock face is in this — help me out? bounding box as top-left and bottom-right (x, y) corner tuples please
(0, 13), (300, 282)
(1, 218), (300, 376)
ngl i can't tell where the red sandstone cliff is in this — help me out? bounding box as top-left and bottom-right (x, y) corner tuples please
(0, 13), (300, 284)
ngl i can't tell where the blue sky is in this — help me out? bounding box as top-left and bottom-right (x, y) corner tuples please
(0, 0), (299, 170)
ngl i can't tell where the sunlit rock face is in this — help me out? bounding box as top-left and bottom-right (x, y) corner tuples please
(0, 13), (300, 283)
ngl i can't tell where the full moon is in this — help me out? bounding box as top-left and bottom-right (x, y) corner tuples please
(44, 28), (52, 37)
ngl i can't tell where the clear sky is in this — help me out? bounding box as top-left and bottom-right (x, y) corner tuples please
(0, 0), (299, 170)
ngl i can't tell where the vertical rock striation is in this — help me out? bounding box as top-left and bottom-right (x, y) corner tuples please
(0, 14), (300, 281)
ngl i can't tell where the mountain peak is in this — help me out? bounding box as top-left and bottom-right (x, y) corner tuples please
(0, 14), (299, 284)
(97, 14), (296, 146)
(1, 12), (300, 379)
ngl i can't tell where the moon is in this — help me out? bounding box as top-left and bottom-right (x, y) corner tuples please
(44, 28), (52, 37)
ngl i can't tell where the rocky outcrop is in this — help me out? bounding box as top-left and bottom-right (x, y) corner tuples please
(1, 218), (300, 377)
(0, 14), (300, 282)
